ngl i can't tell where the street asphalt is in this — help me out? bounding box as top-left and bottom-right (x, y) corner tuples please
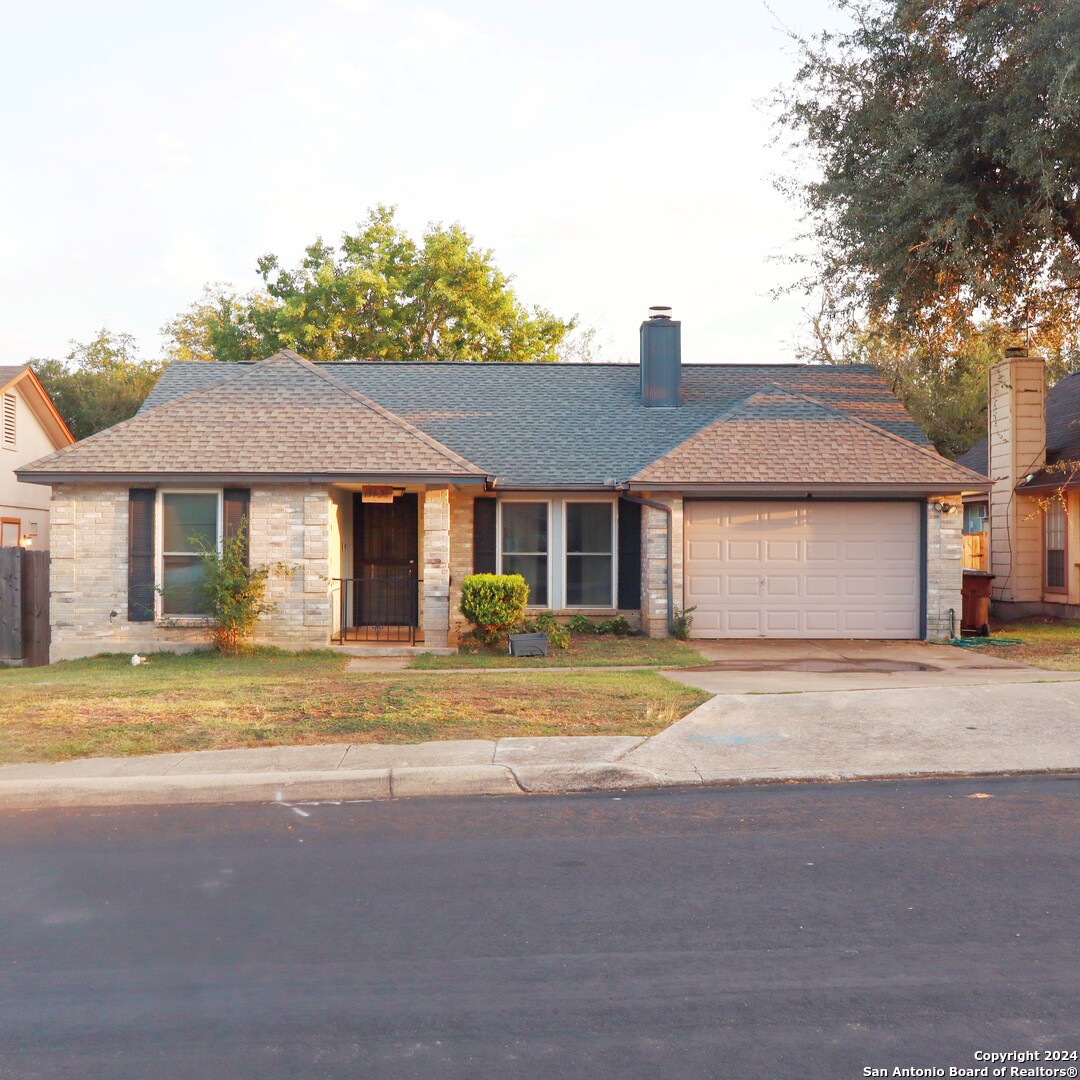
(2, 776), (1077, 1079)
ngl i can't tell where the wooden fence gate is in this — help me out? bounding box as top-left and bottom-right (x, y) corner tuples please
(0, 548), (50, 667)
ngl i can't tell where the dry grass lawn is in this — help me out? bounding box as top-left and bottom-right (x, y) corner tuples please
(982, 617), (1080, 670)
(0, 649), (710, 765)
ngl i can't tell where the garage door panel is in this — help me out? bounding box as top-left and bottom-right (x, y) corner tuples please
(685, 501), (921, 640)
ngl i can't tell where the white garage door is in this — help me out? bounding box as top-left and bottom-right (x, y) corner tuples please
(684, 501), (921, 639)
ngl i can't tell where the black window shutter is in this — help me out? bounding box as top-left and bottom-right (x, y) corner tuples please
(128, 488), (156, 622)
(617, 498), (642, 610)
(473, 497), (497, 574)
(223, 488), (251, 564)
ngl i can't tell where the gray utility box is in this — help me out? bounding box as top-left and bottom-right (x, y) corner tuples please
(508, 633), (548, 657)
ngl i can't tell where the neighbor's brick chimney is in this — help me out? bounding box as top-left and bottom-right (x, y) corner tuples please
(988, 344), (1046, 602)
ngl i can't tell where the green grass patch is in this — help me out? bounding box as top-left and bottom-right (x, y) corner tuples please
(983, 616), (1080, 670)
(0, 649), (709, 765)
(408, 635), (709, 669)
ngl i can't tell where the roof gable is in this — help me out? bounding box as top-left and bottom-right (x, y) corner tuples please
(19, 350), (485, 480)
(632, 384), (987, 488)
(0, 365), (75, 449)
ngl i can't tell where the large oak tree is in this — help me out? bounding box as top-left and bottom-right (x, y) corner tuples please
(774, 0), (1080, 452)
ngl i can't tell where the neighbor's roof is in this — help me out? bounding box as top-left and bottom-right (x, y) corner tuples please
(631, 385), (987, 488)
(19, 350), (987, 490)
(957, 369), (1080, 490)
(0, 365), (75, 448)
(18, 351), (484, 482)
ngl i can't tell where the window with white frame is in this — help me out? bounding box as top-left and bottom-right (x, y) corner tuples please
(1045, 500), (1067, 592)
(160, 491), (221, 616)
(565, 501), (614, 607)
(500, 502), (549, 606)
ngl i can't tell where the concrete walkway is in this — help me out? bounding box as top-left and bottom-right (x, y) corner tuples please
(3, 641), (1078, 809)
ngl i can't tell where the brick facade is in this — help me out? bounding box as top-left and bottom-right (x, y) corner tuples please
(926, 495), (964, 640)
(639, 494), (683, 638)
(49, 483), (333, 661)
(421, 487), (451, 648)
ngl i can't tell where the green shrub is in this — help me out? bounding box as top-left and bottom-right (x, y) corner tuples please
(459, 574), (529, 646)
(671, 605), (697, 641)
(198, 521), (289, 653)
(522, 612), (570, 649)
(597, 615), (633, 636)
(568, 613), (597, 635)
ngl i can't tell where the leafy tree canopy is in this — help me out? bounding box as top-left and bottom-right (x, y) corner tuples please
(775, 0), (1080, 338)
(774, 0), (1080, 453)
(163, 205), (576, 364)
(31, 330), (167, 441)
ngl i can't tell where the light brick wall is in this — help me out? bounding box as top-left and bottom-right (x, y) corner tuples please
(422, 487), (451, 647)
(926, 495), (963, 639)
(49, 483), (333, 661)
(448, 487), (476, 643)
(988, 355), (1046, 602)
(639, 494), (683, 637)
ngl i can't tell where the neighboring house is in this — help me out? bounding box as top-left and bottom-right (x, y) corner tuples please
(957, 347), (1080, 619)
(18, 312), (987, 661)
(0, 366), (75, 549)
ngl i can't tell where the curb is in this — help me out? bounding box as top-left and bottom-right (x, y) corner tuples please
(1, 764), (1077, 811)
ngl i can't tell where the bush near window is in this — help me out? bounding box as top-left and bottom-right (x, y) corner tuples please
(459, 573), (530, 647)
(198, 522), (290, 653)
(522, 612), (570, 649)
(568, 613), (634, 637)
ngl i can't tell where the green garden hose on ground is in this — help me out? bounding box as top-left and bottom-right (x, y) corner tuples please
(947, 608), (1025, 647)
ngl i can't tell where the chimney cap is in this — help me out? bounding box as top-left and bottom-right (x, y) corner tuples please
(648, 305), (673, 320)
(1005, 345), (1029, 358)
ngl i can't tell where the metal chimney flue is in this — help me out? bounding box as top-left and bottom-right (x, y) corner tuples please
(640, 306), (681, 407)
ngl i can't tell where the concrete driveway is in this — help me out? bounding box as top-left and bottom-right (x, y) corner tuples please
(665, 638), (1080, 693)
(619, 639), (1080, 784)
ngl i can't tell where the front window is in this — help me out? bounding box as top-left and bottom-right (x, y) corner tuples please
(161, 492), (220, 615)
(500, 502), (549, 606)
(566, 502), (614, 607)
(1045, 500), (1067, 592)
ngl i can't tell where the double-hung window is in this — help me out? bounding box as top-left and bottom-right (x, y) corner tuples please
(161, 492), (221, 616)
(500, 502), (549, 606)
(1045, 500), (1067, 592)
(565, 501), (614, 607)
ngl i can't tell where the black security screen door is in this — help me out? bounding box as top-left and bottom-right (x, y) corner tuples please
(352, 493), (419, 627)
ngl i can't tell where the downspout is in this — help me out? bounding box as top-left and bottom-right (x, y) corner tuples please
(616, 492), (674, 633)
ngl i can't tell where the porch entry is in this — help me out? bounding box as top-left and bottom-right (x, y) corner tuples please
(336, 492), (421, 643)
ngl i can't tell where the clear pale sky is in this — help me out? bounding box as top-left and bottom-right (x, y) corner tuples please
(1, 0), (845, 366)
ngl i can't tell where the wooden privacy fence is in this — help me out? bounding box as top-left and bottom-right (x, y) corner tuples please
(0, 547), (50, 667)
(962, 532), (988, 572)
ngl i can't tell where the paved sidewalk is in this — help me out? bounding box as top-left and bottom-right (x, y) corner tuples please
(2, 673), (1079, 809)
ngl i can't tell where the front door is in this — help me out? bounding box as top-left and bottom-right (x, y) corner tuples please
(352, 493), (419, 629)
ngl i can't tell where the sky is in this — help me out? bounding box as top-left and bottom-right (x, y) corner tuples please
(1, 0), (846, 367)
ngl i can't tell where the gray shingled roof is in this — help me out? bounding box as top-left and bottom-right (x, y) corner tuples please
(135, 358), (936, 488)
(633, 384), (986, 487)
(19, 352), (485, 481)
(0, 365), (28, 389)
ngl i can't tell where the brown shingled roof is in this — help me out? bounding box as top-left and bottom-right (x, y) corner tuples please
(19, 350), (486, 480)
(630, 384), (987, 488)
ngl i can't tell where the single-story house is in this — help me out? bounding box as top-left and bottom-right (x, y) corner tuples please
(957, 346), (1080, 619)
(0, 365), (75, 549)
(18, 311), (988, 661)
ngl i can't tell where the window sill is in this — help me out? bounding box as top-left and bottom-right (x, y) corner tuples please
(156, 617), (213, 628)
